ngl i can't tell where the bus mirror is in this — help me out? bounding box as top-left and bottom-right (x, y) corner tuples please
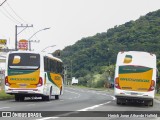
(57, 50), (61, 57)
(157, 76), (160, 83)
(156, 69), (159, 82)
(52, 50), (61, 57)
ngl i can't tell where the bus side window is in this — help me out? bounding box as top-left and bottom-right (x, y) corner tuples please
(44, 57), (47, 71)
(51, 60), (54, 72)
(60, 63), (63, 74)
(48, 58), (51, 71)
(53, 60), (57, 73)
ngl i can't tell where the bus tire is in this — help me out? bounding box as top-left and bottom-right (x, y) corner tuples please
(45, 96), (50, 101)
(144, 101), (148, 106)
(46, 87), (52, 101)
(42, 96), (46, 101)
(19, 96), (24, 101)
(116, 98), (121, 105)
(15, 95), (19, 101)
(60, 87), (62, 95)
(55, 95), (59, 100)
(149, 99), (153, 107)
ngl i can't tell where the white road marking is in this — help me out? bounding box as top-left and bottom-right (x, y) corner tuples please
(0, 107), (10, 109)
(85, 91), (116, 101)
(36, 88), (114, 120)
(26, 104), (35, 106)
(65, 90), (81, 99)
(36, 116), (58, 120)
(77, 101), (111, 111)
(111, 96), (116, 100)
(68, 88), (115, 101)
(36, 101), (111, 120)
(46, 102), (52, 103)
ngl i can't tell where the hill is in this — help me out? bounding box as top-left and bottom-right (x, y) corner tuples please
(60, 9), (160, 87)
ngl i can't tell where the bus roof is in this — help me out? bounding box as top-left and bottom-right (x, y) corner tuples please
(7, 51), (63, 63)
(116, 51), (156, 68)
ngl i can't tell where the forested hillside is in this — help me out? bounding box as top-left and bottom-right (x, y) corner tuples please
(61, 9), (160, 87)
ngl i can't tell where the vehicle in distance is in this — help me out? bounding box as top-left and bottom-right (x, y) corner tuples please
(5, 51), (64, 101)
(114, 51), (156, 106)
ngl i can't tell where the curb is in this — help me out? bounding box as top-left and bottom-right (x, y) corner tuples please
(0, 98), (14, 101)
(155, 96), (160, 101)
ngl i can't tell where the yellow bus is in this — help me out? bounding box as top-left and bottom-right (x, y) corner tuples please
(114, 51), (156, 106)
(5, 51), (64, 101)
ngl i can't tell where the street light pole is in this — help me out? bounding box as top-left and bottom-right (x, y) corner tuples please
(41, 45), (56, 52)
(28, 40), (40, 51)
(15, 24), (33, 51)
(28, 27), (50, 51)
(15, 25), (17, 51)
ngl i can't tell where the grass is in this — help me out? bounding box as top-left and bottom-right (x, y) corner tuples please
(0, 90), (14, 99)
(155, 93), (160, 96)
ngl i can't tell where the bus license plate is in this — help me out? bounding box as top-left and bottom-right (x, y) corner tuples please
(19, 84), (27, 88)
(131, 92), (138, 95)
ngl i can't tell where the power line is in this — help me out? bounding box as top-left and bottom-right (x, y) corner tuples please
(2, 5), (21, 24)
(0, 7), (19, 24)
(6, 1), (28, 24)
(0, 1), (28, 24)
(0, 0), (6, 6)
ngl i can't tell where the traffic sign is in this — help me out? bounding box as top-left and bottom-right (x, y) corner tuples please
(18, 39), (28, 50)
(0, 39), (7, 45)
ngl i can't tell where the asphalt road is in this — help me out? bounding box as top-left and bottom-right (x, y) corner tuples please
(0, 86), (160, 120)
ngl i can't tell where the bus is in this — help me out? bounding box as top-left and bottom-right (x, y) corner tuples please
(5, 51), (64, 101)
(114, 51), (156, 106)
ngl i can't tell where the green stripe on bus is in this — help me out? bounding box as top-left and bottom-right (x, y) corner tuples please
(47, 72), (58, 87)
(119, 66), (152, 74)
(8, 69), (36, 76)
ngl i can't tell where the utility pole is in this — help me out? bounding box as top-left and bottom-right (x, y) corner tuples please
(71, 60), (72, 81)
(28, 27), (50, 51)
(0, 0), (7, 6)
(64, 65), (68, 85)
(15, 24), (33, 50)
(28, 40), (40, 51)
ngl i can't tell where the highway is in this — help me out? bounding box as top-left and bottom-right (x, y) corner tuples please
(0, 86), (160, 120)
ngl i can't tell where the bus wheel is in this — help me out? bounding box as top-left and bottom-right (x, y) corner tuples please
(46, 87), (52, 101)
(20, 96), (25, 101)
(15, 95), (19, 101)
(60, 87), (62, 95)
(42, 96), (46, 101)
(19, 96), (24, 101)
(55, 95), (59, 100)
(116, 98), (121, 105)
(149, 99), (153, 107)
(15, 95), (24, 101)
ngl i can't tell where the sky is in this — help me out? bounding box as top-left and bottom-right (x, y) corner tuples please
(0, 0), (160, 52)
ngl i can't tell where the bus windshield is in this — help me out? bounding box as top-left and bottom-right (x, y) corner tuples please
(8, 53), (40, 70)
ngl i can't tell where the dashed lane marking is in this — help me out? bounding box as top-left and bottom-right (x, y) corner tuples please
(65, 90), (81, 99)
(77, 101), (111, 111)
(0, 107), (10, 109)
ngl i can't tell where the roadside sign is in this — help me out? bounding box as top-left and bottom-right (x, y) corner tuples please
(0, 49), (15, 52)
(0, 39), (7, 45)
(18, 39), (28, 50)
